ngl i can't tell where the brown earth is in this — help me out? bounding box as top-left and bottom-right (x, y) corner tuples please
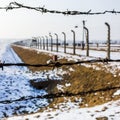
(11, 45), (120, 108)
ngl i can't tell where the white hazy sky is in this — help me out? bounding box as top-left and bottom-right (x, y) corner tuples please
(0, 0), (120, 42)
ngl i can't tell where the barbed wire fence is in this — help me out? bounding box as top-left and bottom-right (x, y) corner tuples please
(0, 2), (120, 15)
(0, 1), (119, 72)
(28, 22), (118, 60)
(0, 1), (120, 110)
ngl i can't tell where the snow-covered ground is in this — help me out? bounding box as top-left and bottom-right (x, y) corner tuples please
(7, 99), (120, 120)
(0, 42), (120, 120)
(0, 43), (63, 118)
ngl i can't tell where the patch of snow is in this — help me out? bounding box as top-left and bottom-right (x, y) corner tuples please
(57, 84), (64, 92)
(113, 90), (120, 96)
(55, 68), (67, 75)
(65, 83), (71, 87)
(69, 67), (74, 72)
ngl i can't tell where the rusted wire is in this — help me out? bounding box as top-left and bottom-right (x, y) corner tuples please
(0, 85), (120, 104)
(0, 2), (120, 15)
(0, 59), (120, 69)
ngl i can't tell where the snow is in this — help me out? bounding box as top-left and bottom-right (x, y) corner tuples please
(69, 67), (74, 72)
(36, 46), (120, 75)
(0, 45), (49, 118)
(65, 83), (71, 87)
(0, 44), (64, 118)
(48, 46), (120, 60)
(57, 84), (64, 92)
(113, 90), (120, 96)
(7, 99), (120, 120)
(0, 43), (119, 119)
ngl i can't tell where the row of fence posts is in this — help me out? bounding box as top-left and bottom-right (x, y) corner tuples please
(32, 22), (111, 59)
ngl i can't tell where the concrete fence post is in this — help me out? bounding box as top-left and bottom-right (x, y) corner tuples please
(84, 27), (89, 56)
(105, 22), (111, 59)
(54, 33), (59, 52)
(62, 32), (66, 53)
(39, 37), (42, 49)
(42, 36), (45, 50)
(45, 36), (48, 51)
(71, 30), (76, 55)
(49, 34), (53, 51)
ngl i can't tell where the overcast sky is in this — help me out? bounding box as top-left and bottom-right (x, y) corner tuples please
(0, 0), (120, 42)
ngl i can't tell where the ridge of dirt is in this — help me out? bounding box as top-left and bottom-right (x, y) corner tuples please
(11, 45), (120, 108)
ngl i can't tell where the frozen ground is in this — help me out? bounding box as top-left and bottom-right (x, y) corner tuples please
(0, 44), (62, 118)
(0, 43), (120, 120)
(7, 99), (120, 120)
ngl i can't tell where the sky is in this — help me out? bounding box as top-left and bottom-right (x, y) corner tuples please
(0, 0), (120, 42)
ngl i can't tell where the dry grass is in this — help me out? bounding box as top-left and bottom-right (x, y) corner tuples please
(12, 45), (52, 72)
(49, 65), (120, 108)
(11, 45), (120, 108)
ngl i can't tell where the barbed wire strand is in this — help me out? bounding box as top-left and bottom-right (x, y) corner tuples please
(0, 59), (120, 69)
(0, 2), (119, 15)
(0, 85), (120, 104)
